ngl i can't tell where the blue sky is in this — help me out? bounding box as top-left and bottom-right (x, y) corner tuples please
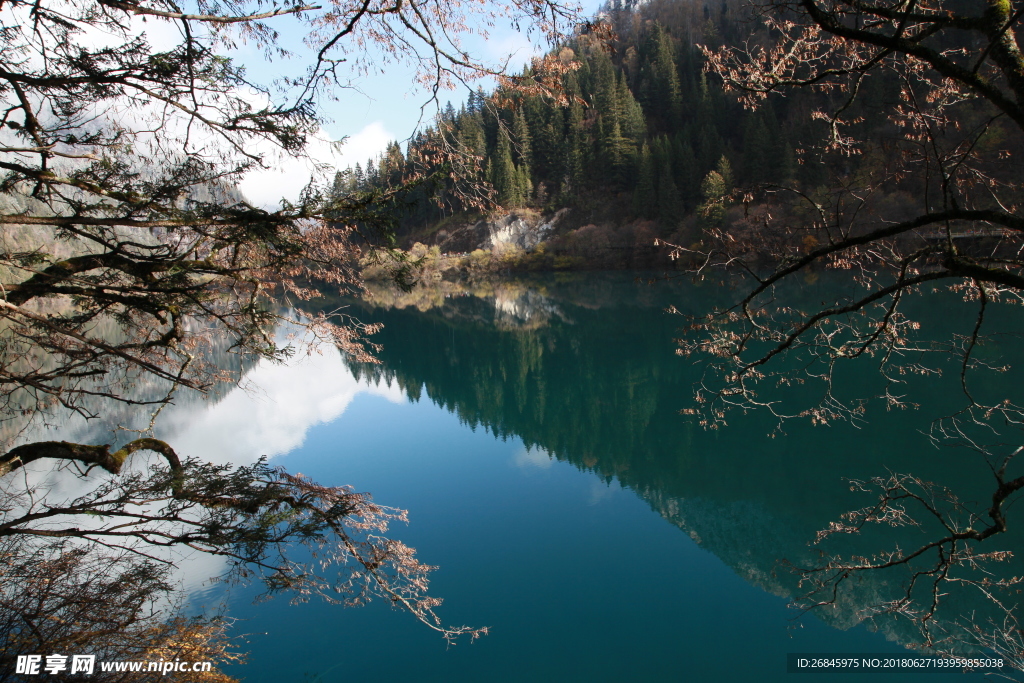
(216, 1), (603, 204)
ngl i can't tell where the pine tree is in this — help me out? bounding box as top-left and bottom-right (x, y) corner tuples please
(492, 130), (519, 206)
(533, 116), (560, 183)
(760, 104), (796, 184)
(561, 102), (586, 196)
(563, 66), (582, 102)
(512, 109), (533, 168)
(633, 143), (657, 218)
(694, 72), (717, 145)
(775, 139), (797, 184)
(381, 141), (405, 186)
(672, 134), (700, 209)
(602, 120), (635, 187)
(458, 114), (487, 161)
(699, 169), (728, 228)
(563, 136), (584, 197)
(741, 113), (772, 185)
(592, 48), (620, 126)
(353, 162), (365, 191)
(657, 171), (682, 227)
(618, 73), (647, 143)
(696, 123), (723, 175)
(516, 163), (533, 205)
(715, 155), (734, 195)
(331, 169), (352, 198)
(650, 23), (683, 129)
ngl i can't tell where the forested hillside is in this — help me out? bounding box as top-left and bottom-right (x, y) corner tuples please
(332, 0), (910, 262)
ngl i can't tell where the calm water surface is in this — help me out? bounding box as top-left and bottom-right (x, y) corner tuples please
(171, 273), (1019, 682)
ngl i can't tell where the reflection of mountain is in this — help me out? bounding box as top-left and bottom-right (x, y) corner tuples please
(2, 318), (248, 452)
(0, 168), (245, 449)
(346, 273), (1024, 651)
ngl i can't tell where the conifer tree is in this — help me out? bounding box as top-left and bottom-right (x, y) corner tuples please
(774, 140), (796, 185)
(696, 124), (723, 175)
(381, 142), (405, 187)
(618, 73), (648, 143)
(561, 104), (586, 197)
(657, 167), (682, 227)
(459, 114), (488, 161)
(593, 48), (620, 126)
(633, 143), (657, 218)
(473, 87), (488, 113)
(673, 135), (700, 209)
(741, 114), (772, 185)
(715, 155), (734, 196)
(533, 117), (561, 183)
(492, 130), (521, 206)
(699, 169), (728, 228)
(602, 120), (635, 187)
(512, 109), (534, 168)
(517, 164), (533, 205)
(332, 170), (353, 196)
(648, 23), (684, 129)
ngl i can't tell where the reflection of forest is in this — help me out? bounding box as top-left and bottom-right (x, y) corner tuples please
(347, 273), (1024, 651)
(1, 313), (248, 452)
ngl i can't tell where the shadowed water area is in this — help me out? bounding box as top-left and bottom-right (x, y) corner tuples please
(174, 272), (1021, 682)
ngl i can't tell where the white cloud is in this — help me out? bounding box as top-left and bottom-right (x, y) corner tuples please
(488, 31), (543, 66)
(337, 121), (395, 168)
(237, 121), (393, 208)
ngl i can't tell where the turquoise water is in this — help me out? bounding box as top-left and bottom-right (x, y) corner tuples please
(190, 273), (1018, 682)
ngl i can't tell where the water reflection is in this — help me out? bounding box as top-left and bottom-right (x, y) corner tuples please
(344, 272), (1023, 656)
(9, 327), (403, 467)
(155, 340), (405, 466)
(19, 272), (1011, 678)
(149, 344), (405, 597)
(3, 329), (407, 605)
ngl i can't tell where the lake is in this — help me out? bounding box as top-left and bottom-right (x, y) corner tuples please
(162, 272), (1020, 682)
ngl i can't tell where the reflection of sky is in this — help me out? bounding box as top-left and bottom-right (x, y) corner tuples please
(156, 348), (405, 466)
(161, 348), (406, 596)
(6, 293), (1003, 681)
(512, 445), (554, 469)
(9, 341), (408, 598)
(214, 370), (971, 683)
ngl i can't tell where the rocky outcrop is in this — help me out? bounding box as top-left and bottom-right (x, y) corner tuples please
(430, 209), (570, 253)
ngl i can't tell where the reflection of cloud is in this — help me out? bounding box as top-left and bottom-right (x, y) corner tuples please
(158, 348), (403, 466)
(9, 330), (405, 602)
(588, 478), (621, 505)
(513, 445), (554, 469)
(238, 121), (393, 208)
(155, 346), (403, 595)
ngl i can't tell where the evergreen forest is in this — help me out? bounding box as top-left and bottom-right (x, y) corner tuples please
(332, 0), (912, 261)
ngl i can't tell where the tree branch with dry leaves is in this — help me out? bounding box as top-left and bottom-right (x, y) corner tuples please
(662, 0), (1024, 665)
(0, 0), (582, 667)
